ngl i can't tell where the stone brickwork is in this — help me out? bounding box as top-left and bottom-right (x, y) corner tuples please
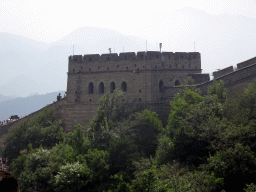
(65, 51), (203, 129)
(237, 56), (256, 69)
(213, 66), (234, 79)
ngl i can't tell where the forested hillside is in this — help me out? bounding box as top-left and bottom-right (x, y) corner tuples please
(2, 79), (256, 192)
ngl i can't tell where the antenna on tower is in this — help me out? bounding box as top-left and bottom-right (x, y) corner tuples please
(194, 42), (196, 52)
(108, 48), (111, 54)
(159, 43), (162, 53)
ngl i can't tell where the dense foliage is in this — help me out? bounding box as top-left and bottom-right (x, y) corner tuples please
(3, 80), (256, 191)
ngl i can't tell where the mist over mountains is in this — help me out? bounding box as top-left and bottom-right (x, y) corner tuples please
(0, 91), (65, 121)
(1, 7), (256, 98)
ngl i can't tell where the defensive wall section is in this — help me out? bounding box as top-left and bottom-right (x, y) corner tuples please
(237, 56), (256, 69)
(197, 61), (256, 96)
(0, 98), (67, 145)
(213, 66), (234, 79)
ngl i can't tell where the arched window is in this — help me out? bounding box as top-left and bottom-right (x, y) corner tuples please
(110, 82), (115, 93)
(159, 80), (164, 92)
(121, 82), (127, 92)
(88, 82), (93, 94)
(175, 80), (180, 86)
(99, 82), (104, 94)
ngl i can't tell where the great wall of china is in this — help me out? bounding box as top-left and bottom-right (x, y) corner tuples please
(1, 52), (256, 143)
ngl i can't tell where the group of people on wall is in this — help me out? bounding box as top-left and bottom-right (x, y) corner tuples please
(0, 116), (23, 126)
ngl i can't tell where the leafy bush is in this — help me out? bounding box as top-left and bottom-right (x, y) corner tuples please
(54, 162), (91, 192)
(206, 143), (256, 191)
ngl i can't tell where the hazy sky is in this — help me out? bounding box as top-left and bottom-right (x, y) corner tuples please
(1, 0), (256, 43)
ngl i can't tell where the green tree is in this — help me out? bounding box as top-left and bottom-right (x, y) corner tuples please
(58, 124), (90, 155)
(54, 162), (91, 192)
(207, 143), (256, 191)
(207, 80), (227, 103)
(3, 107), (64, 166)
(128, 109), (163, 158)
(155, 136), (175, 165)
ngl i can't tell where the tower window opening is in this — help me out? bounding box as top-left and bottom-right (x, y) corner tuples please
(98, 66), (100, 69)
(89, 68), (91, 71)
(99, 82), (104, 94)
(88, 82), (93, 94)
(135, 64), (137, 67)
(126, 67), (128, 70)
(175, 80), (180, 86)
(110, 82), (115, 93)
(89, 58), (91, 61)
(159, 80), (164, 92)
(117, 65), (119, 68)
(121, 82), (127, 92)
(107, 67), (109, 70)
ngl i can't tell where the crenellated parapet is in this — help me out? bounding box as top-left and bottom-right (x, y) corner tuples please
(237, 56), (256, 69)
(69, 51), (200, 62)
(68, 51), (201, 73)
(213, 66), (234, 79)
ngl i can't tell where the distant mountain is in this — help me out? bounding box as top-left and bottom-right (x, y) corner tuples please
(0, 94), (16, 103)
(0, 91), (65, 121)
(51, 26), (154, 54)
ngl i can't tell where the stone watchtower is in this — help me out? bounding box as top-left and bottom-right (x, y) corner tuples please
(65, 51), (208, 130)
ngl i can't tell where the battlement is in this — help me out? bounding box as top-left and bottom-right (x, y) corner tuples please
(213, 66), (234, 79)
(83, 54), (100, 62)
(237, 56), (256, 69)
(69, 51), (201, 62)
